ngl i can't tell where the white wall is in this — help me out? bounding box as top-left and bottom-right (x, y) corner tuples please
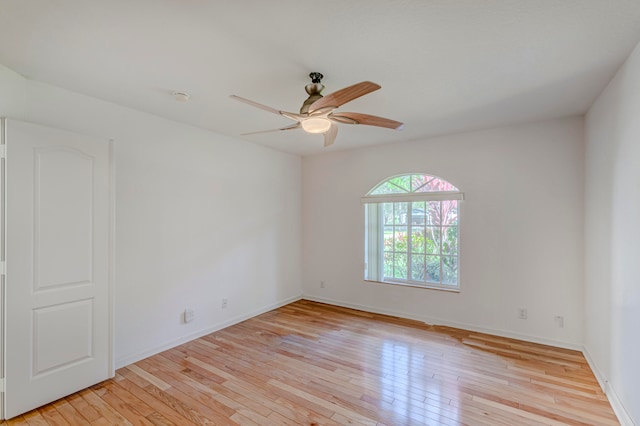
(303, 117), (585, 348)
(585, 40), (640, 425)
(0, 64), (303, 367)
(0, 65), (26, 117)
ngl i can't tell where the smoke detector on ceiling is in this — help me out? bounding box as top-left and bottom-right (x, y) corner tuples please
(172, 92), (190, 102)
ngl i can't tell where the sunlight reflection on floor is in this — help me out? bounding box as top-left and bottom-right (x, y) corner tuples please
(380, 340), (460, 425)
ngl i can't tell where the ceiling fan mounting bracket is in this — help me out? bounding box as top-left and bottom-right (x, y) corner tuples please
(309, 72), (323, 83)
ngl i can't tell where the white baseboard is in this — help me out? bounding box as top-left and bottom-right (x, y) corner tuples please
(115, 294), (302, 369)
(302, 295), (583, 351)
(606, 386), (636, 426)
(582, 346), (636, 426)
(581, 346), (608, 395)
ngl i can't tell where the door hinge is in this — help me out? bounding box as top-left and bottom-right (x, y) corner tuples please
(0, 145), (5, 158)
(0, 261), (5, 276)
(0, 378), (4, 393)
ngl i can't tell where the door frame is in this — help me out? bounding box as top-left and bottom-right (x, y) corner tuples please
(1, 118), (7, 421)
(107, 137), (116, 378)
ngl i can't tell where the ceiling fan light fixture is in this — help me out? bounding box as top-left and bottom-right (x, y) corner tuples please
(301, 117), (331, 134)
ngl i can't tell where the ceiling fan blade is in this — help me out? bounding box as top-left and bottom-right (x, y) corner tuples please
(308, 81), (381, 113)
(230, 95), (282, 115)
(323, 123), (338, 147)
(241, 123), (300, 136)
(328, 114), (358, 125)
(308, 106), (336, 116)
(279, 111), (306, 122)
(330, 112), (404, 130)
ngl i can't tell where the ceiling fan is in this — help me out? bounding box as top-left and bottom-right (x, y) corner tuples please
(230, 72), (404, 147)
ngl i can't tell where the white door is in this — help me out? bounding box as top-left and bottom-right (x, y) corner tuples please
(2, 118), (113, 419)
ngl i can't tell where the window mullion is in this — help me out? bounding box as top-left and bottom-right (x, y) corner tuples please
(407, 202), (413, 280)
(377, 204), (384, 280)
(392, 203), (396, 279)
(439, 201), (443, 285)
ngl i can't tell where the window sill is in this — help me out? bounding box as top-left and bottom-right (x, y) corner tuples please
(365, 279), (461, 293)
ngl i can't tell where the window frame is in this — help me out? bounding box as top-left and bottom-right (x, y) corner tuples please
(363, 174), (463, 292)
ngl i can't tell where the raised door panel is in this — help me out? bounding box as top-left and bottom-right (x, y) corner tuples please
(34, 147), (94, 290)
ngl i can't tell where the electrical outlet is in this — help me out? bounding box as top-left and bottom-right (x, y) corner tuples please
(183, 308), (194, 323)
(554, 316), (564, 328)
(518, 308), (528, 320)
(221, 298), (228, 309)
(320, 280), (325, 288)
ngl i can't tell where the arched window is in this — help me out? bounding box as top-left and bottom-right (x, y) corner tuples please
(363, 174), (464, 290)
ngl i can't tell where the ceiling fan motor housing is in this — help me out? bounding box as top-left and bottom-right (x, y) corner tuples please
(301, 73), (325, 114)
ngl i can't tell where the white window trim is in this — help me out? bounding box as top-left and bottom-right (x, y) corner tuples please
(361, 191), (464, 204)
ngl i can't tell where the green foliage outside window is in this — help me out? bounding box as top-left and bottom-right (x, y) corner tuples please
(382, 200), (458, 286)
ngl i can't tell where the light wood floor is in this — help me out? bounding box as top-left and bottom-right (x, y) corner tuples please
(4, 300), (618, 425)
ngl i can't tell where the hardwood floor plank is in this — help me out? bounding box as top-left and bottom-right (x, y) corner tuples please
(21, 410), (49, 426)
(4, 417), (28, 426)
(89, 418), (114, 426)
(101, 381), (155, 418)
(266, 411), (306, 426)
(270, 396), (337, 425)
(147, 387), (236, 425)
(36, 404), (71, 426)
(125, 364), (171, 391)
(94, 383), (155, 426)
(51, 399), (91, 426)
(1, 301), (620, 425)
(268, 379), (379, 426)
(78, 388), (133, 425)
(64, 393), (102, 423)
(114, 374), (198, 426)
(144, 411), (175, 426)
(143, 385), (217, 426)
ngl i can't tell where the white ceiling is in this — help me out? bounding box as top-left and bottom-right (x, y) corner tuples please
(1, 1), (640, 155)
